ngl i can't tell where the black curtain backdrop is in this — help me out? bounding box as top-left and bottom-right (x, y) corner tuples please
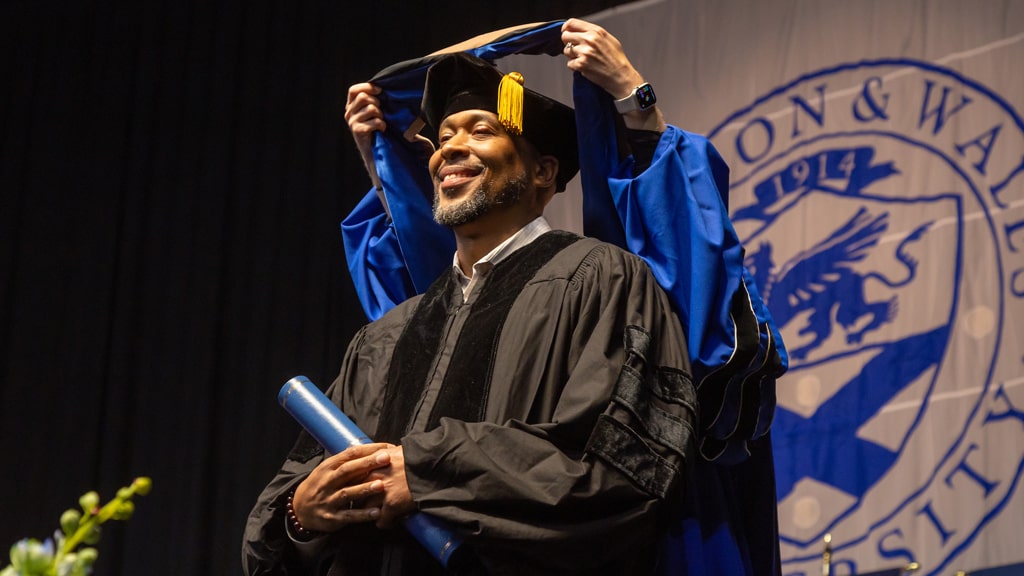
(0, 1), (630, 574)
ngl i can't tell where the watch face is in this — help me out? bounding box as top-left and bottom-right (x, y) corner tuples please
(636, 83), (657, 109)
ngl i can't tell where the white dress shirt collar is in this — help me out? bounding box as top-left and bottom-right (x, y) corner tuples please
(452, 216), (552, 299)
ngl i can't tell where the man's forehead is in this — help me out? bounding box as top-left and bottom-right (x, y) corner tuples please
(439, 109), (502, 130)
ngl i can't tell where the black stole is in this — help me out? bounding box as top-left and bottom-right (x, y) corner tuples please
(375, 231), (580, 443)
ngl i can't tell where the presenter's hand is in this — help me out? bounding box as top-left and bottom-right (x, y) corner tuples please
(366, 445), (416, 529)
(560, 18), (641, 100)
(292, 443), (392, 532)
(345, 82), (387, 179)
(560, 18), (665, 132)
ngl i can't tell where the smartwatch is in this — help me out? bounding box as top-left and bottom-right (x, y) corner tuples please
(614, 83), (657, 114)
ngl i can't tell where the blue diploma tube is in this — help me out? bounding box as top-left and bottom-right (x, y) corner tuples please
(278, 376), (464, 567)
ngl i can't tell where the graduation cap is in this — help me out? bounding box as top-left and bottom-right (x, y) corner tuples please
(418, 52), (579, 192)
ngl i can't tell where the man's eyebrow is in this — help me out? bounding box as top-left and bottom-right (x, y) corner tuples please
(439, 111), (501, 131)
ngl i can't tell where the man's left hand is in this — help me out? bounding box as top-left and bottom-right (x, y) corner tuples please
(366, 445), (417, 529)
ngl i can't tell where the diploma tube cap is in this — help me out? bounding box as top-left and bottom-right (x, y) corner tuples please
(278, 376), (372, 452)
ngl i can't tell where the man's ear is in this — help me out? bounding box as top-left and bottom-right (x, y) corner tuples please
(534, 155), (559, 193)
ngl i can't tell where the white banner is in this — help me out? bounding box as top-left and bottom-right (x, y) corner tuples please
(512, 1), (1024, 574)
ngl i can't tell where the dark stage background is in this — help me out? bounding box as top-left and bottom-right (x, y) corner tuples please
(0, 2), (629, 574)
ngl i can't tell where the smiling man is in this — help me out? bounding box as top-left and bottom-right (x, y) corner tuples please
(242, 24), (697, 576)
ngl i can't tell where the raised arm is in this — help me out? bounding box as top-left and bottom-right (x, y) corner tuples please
(340, 81), (449, 320)
(562, 19), (787, 462)
(344, 82), (387, 189)
(560, 18), (666, 133)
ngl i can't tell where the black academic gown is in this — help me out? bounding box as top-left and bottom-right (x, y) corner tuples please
(242, 232), (696, 576)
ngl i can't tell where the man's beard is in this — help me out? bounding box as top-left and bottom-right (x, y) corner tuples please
(433, 172), (528, 227)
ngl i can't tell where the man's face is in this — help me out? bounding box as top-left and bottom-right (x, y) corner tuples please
(428, 109), (531, 227)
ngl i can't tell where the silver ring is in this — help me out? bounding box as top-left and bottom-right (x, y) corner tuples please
(348, 501), (355, 510)
(565, 42), (575, 57)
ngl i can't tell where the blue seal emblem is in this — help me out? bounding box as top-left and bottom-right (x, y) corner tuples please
(709, 60), (1024, 575)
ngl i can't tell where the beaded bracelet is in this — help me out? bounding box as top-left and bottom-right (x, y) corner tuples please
(285, 490), (322, 541)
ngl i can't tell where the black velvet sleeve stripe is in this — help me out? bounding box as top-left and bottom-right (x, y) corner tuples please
(623, 322), (652, 365)
(585, 324), (695, 498)
(623, 325), (696, 407)
(612, 366), (696, 459)
(586, 414), (680, 500)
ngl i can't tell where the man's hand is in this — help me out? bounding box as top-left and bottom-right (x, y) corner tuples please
(292, 443), (392, 532)
(560, 18), (665, 132)
(366, 445), (417, 529)
(344, 83), (387, 183)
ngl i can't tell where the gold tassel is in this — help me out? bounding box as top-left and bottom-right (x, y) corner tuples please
(497, 72), (524, 135)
